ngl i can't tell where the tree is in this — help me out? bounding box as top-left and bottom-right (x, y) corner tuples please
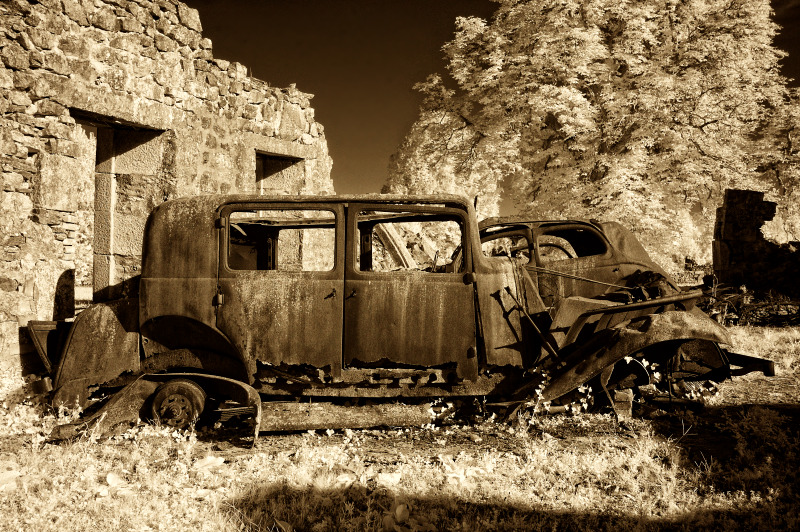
(386, 0), (792, 269)
(383, 80), (507, 219)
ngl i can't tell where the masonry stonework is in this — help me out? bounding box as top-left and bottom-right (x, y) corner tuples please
(0, 0), (334, 375)
(713, 189), (800, 298)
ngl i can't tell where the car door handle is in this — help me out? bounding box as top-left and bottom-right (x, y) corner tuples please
(345, 288), (357, 300)
(324, 288), (337, 300)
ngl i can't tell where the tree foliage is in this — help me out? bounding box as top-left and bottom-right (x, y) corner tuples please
(387, 0), (794, 268)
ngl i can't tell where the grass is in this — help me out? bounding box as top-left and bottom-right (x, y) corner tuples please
(0, 326), (798, 531)
(726, 325), (800, 374)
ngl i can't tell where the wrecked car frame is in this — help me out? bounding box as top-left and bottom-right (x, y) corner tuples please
(27, 195), (774, 438)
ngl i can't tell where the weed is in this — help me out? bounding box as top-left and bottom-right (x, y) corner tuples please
(1, 327), (799, 530)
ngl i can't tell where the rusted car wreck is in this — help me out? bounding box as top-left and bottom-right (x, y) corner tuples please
(27, 195), (774, 439)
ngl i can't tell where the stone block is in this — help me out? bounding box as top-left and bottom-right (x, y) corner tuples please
(170, 25), (198, 48)
(27, 27), (57, 50)
(34, 99), (66, 117)
(278, 103), (307, 141)
(48, 139), (84, 159)
(31, 76), (55, 99)
(155, 16), (170, 35)
(61, 0), (89, 26)
(68, 58), (99, 82)
(0, 68), (12, 89)
(12, 72), (36, 92)
(90, 7), (119, 32)
(94, 172), (113, 254)
(36, 152), (94, 211)
(154, 33), (177, 53)
(177, 4), (202, 32)
(41, 120), (71, 139)
(120, 16), (144, 34)
(41, 50), (70, 75)
(242, 104), (258, 120)
(1, 41), (30, 70)
(232, 62), (247, 79)
(93, 252), (113, 300)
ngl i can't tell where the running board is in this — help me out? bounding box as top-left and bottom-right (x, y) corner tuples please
(259, 402), (437, 432)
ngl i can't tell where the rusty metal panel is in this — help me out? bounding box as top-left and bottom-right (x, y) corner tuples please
(343, 203), (478, 377)
(141, 196), (221, 280)
(535, 254), (622, 303)
(541, 308), (731, 402)
(52, 299), (140, 408)
(27, 320), (71, 375)
(215, 202), (345, 373)
(217, 273), (343, 370)
(343, 275), (476, 370)
(473, 258), (528, 367)
(548, 296), (617, 348)
(139, 277), (217, 328)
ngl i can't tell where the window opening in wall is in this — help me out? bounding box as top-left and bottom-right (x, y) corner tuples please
(256, 152), (303, 195)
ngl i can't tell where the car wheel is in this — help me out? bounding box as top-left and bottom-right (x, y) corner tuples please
(150, 378), (206, 429)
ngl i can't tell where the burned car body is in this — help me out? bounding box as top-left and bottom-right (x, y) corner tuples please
(27, 196), (773, 438)
(477, 217), (774, 402)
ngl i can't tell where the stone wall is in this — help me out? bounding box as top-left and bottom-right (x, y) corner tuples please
(713, 189), (800, 297)
(0, 0), (334, 375)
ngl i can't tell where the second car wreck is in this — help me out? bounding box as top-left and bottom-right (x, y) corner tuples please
(26, 195), (774, 440)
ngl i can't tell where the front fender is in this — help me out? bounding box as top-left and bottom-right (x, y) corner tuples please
(540, 309), (730, 402)
(49, 372), (261, 442)
(52, 299), (140, 408)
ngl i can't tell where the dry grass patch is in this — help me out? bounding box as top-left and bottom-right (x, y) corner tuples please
(727, 325), (800, 374)
(0, 327), (798, 531)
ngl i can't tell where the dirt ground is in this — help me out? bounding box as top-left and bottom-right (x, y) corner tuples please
(195, 369), (798, 468)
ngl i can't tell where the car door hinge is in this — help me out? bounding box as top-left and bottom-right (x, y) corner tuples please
(213, 288), (224, 306)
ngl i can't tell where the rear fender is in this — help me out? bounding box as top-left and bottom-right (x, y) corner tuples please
(140, 315), (251, 382)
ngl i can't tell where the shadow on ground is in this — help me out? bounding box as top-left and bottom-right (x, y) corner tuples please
(218, 400), (800, 531)
(225, 476), (792, 531)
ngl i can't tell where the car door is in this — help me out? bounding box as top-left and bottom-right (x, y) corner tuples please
(216, 202), (344, 374)
(342, 204), (477, 375)
(534, 223), (617, 305)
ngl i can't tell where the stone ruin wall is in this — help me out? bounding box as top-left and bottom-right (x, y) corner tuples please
(0, 0), (334, 376)
(713, 189), (800, 298)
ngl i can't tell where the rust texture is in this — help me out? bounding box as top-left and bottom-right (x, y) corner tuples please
(28, 194), (775, 437)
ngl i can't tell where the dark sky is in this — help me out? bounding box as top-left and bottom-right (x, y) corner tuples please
(185, 0), (496, 194)
(774, 0), (800, 84)
(185, 0), (800, 196)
